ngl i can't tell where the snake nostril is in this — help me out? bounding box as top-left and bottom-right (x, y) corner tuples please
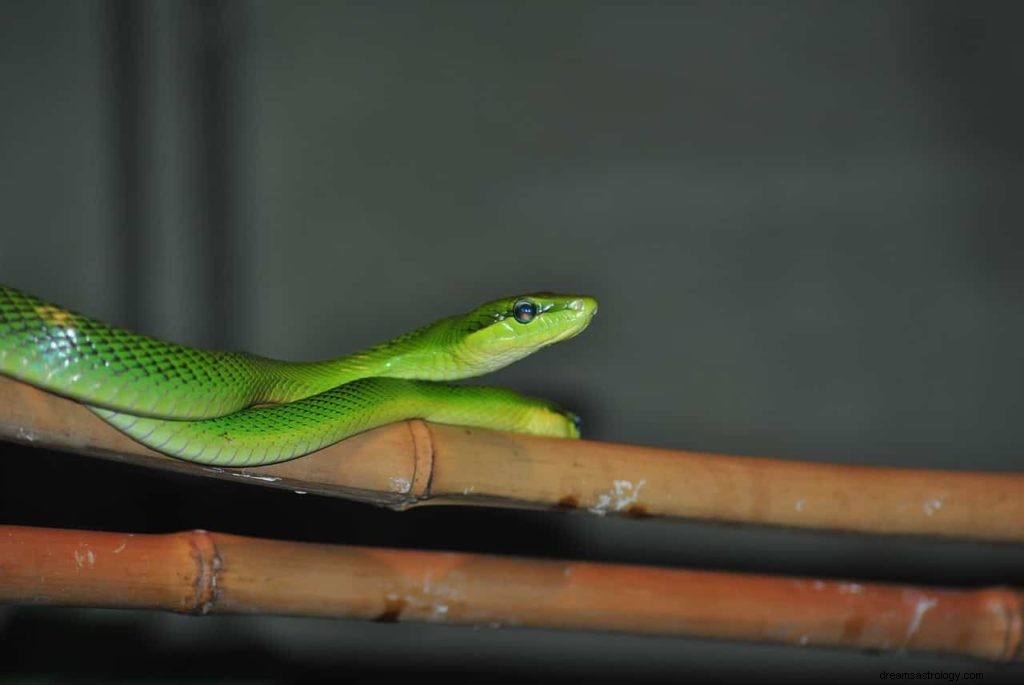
(567, 297), (597, 317)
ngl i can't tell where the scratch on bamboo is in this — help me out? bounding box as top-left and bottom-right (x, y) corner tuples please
(3, 374), (1024, 542)
(0, 525), (1021, 662)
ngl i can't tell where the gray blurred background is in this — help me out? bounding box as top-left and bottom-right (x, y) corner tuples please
(2, 0), (1024, 681)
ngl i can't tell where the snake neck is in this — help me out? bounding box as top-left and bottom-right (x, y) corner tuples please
(253, 317), (464, 403)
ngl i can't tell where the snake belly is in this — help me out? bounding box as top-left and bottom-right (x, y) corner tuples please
(0, 285), (594, 465)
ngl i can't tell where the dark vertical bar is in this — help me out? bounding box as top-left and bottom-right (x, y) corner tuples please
(191, 0), (234, 348)
(109, 0), (146, 328)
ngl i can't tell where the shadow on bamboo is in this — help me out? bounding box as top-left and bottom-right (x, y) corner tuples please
(2, 375), (1024, 542)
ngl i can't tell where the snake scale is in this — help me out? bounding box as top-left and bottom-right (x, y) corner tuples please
(0, 285), (597, 466)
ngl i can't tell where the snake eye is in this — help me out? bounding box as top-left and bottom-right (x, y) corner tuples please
(512, 298), (538, 324)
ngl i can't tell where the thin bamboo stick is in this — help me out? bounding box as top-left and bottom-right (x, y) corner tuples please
(0, 524), (1020, 662)
(3, 374), (1024, 542)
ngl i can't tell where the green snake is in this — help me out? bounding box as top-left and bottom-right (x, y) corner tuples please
(0, 285), (597, 466)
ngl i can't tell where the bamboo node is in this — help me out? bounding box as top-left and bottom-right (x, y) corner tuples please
(993, 588), (1024, 662)
(405, 419), (435, 505)
(187, 529), (222, 615)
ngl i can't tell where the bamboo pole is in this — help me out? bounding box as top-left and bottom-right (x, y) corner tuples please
(3, 375), (1024, 542)
(0, 524), (1020, 662)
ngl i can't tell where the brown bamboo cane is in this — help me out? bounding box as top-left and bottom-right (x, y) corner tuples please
(0, 524), (1020, 662)
(2, 374), (1024, 542)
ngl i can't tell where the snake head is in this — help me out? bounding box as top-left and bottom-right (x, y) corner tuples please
(452, 293), (598, 375)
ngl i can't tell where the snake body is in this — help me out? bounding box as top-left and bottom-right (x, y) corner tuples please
(0, 285), (597, 465)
